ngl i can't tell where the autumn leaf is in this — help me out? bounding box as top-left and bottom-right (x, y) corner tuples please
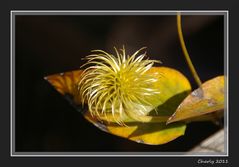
(45, 66), (191, 145)
(167, 76), (224, 124)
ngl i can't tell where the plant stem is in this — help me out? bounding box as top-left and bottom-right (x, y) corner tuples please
(177, 12), (202, 87)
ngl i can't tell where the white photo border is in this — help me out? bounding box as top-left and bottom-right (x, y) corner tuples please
(10, 10), (229, 157)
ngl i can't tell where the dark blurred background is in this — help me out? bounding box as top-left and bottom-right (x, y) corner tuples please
(15, 15), (224, 152)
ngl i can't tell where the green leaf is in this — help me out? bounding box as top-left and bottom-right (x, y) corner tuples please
(45, 66), (191, 145)
(167, 76), (225, 124)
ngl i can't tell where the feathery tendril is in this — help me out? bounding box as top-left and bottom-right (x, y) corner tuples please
(77, 47), (161, 124)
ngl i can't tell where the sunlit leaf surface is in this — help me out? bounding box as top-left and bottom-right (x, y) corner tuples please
(167, 76), (224, 124)
(45, 67), (191, 145)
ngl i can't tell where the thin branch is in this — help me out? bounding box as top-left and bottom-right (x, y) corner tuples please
(177, 12), (202, 87)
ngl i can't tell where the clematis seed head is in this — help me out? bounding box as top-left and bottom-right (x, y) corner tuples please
(77, 46), (161, 124)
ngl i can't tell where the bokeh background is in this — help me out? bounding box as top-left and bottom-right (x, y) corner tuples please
(15, 14), (224, 152)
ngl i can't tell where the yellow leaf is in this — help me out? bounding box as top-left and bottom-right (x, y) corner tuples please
(45, 66), (191, 145)
(167, 76), (225, 124)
